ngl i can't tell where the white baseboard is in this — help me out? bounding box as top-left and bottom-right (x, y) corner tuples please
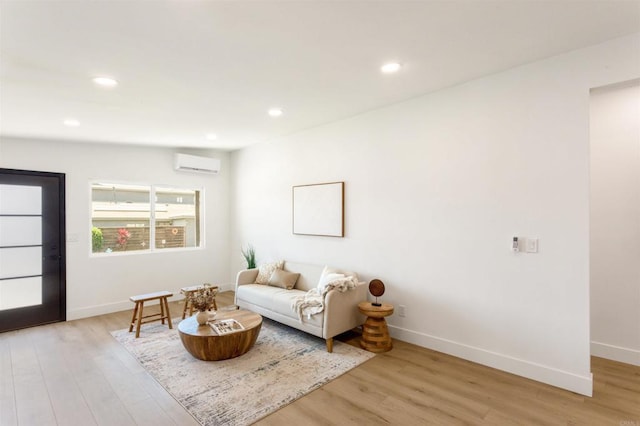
(389, 325), (593, 397)
(66, 284), (235, 321)
(218, 283), (235, 292)
(591, 341), (640, 366)
(67, 294), (185, 321)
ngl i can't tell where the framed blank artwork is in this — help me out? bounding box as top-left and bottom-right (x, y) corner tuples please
(292, 182), (344, 237)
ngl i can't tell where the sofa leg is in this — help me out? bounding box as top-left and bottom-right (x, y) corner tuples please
(326, 338), (333, 353)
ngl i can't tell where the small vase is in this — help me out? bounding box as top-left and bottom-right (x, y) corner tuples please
(196, 310), (209, 325)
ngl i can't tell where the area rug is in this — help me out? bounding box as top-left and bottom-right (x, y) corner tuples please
(111, 319), (374, 425)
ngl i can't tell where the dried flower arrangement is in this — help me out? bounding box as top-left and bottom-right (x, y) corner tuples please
(183, 284), (218, 312)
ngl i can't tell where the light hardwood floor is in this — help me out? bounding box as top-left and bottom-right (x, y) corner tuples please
(1, 291), (638, 425)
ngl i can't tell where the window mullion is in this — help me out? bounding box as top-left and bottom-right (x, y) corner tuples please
(150, 185), (156, 250)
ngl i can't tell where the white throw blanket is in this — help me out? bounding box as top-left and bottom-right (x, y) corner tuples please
(292, 276), (357, 321)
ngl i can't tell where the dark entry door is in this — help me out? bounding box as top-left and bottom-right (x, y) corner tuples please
(0, 168), (66, 332)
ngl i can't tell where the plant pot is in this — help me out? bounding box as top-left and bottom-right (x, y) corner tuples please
(196, 310), (209, 326)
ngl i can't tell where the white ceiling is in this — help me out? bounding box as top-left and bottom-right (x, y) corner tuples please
(1, 1), (639, 151)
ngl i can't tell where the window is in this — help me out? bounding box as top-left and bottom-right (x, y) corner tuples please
(155, 186), (201, 250)
(91, 183), (202, 254)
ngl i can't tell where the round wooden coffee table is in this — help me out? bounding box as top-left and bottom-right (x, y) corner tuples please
(178, 309), (262, 361)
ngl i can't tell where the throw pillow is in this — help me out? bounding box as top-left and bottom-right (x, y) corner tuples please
(320, 265), (359, 282)
(267, 269), (300, 290)
(317, 272), (345, 294)
(255, 260), (284, 284)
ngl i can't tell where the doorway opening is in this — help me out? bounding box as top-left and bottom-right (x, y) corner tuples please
(589, 79), (640, 366)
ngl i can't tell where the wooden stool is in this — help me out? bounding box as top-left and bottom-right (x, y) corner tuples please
(181, 284), (219, 319)
(129, 291), (173, 338)
(358, 301), (394, 353)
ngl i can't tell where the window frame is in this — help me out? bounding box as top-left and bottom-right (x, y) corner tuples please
(89, 180), (205, 256)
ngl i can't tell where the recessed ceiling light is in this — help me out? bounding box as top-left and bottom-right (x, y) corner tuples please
(206, 133), (217, 140)
(92, 76), (118, 87)
(268, 108), (283, 117)
(381, 62), (402, 74)
(63, 119), (80, 127)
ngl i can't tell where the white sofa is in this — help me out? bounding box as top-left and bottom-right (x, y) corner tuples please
(234, 261), (367, 352)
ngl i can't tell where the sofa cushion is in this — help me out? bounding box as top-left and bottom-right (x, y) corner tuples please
(236, 284), (323, 327)
(237, 284), (283, 308)
(268, 269), (300, 290)
(255, 260), (284, 284)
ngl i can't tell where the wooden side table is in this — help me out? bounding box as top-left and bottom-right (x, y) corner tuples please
(181, 284), (219, 319)
(358, 301), (394, 353)
(129, 291), (173, 338)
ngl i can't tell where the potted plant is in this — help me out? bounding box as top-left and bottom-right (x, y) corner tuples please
(241, 245), (256, 269)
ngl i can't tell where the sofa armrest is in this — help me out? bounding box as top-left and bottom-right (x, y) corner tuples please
(236, 268), (259, 286)
(235, 268), (259, 306)
(322, 281), (367, 339)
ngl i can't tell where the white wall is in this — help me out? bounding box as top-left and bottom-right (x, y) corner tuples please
(230, 33), (640, 396)
(0, 138), (231, 319)
(590, 80), (640, 366)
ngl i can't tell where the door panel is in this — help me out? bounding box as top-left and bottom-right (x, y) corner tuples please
(0, 183), (41, 214)
(0, 168), (65, 332)
(0, 216), (43, 246)
(0, 277), (42, 310)
(0, 246), (42, 278)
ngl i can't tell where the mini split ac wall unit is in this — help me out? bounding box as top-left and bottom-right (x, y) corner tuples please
(174, 153), (221, 174)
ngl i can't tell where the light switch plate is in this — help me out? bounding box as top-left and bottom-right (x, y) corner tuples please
(526, 238), (538, 253)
